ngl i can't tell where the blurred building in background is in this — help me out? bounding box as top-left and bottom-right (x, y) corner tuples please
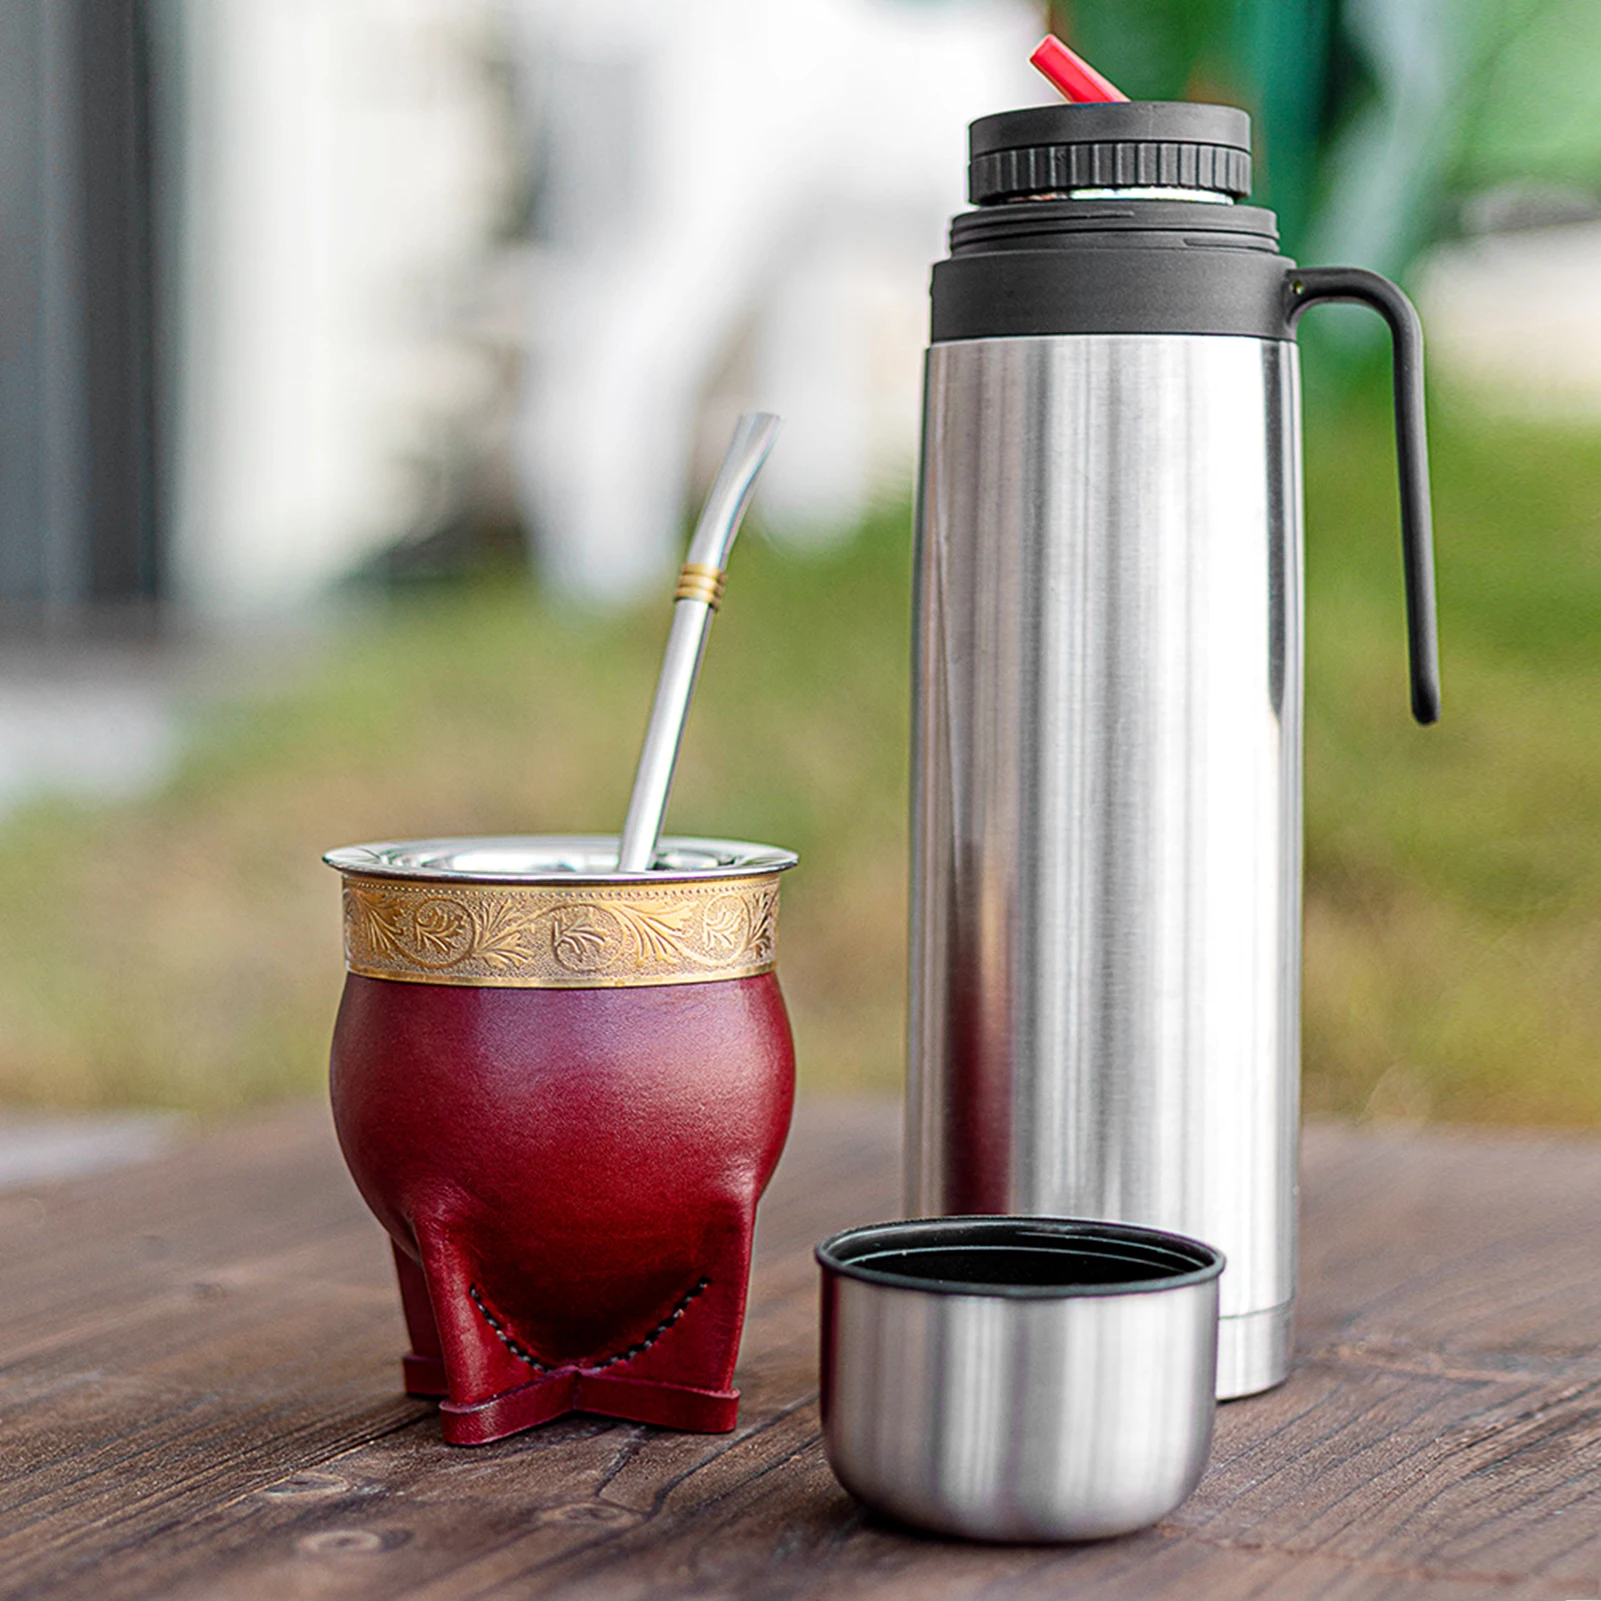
(1, 0), (1599, 631)
(0, 0), (1042, 624)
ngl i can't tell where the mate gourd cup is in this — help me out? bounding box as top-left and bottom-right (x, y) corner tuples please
(326, 835), (796, 1444)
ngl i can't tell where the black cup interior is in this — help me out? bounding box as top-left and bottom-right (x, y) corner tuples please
(818, 1217), (1222, 1298)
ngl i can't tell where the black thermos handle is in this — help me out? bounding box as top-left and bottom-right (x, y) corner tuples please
(1286, 267), (1441, 725)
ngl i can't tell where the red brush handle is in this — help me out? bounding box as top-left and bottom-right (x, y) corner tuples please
(1030, 35), (1128, 104)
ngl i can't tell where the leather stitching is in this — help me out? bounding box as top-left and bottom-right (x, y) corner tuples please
(587, 1277), (711, 1370)
(469, 1284), (551, 1372)
(468, 1276), (712, 1374)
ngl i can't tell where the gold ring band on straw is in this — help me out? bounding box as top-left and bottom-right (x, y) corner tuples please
(674, 562), (726, 609)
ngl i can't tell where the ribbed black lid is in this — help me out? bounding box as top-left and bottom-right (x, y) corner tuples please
(969, 102), (1252, 205)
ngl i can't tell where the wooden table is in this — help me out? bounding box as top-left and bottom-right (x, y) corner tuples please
(5, 1100), (1601, 1600)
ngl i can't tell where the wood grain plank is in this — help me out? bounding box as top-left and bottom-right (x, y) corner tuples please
(5, 1105), (1601, 1598)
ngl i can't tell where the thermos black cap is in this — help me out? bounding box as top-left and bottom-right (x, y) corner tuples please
(969, 102), (1252, 205)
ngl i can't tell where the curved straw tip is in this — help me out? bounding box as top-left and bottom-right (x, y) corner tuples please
(736, 410), (783, 449)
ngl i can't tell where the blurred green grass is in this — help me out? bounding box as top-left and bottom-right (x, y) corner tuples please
(0, 382), (1598, 1123)
(1301, 382), (1601, 1124)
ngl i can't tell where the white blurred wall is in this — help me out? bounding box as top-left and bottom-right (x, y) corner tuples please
(511, 0), (1045, 601)
(169, 0), (507, 618)
(1418, 220), (1601, 417)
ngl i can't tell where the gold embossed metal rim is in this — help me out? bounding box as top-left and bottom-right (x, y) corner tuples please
(328, 836), (794, 989)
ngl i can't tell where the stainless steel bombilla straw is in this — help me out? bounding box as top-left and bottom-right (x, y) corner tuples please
(617, 412), (782, 873)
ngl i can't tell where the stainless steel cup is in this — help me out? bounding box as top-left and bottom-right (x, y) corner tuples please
(817, 1216), (1222, 1541)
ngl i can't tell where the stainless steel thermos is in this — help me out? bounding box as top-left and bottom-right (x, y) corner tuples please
(906, 101), (1440, 1399)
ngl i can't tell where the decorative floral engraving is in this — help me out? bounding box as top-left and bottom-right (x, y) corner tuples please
(701, 894), (748, 955)
(340, 872), (784, 989)
(748, 883), (779, 967)
(410, 897), (475, 965)
(354, 889), (412, 960)
(548, 905), (621, 972)
(470, 896), (539, 971)
(610, 902), (698, 966)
